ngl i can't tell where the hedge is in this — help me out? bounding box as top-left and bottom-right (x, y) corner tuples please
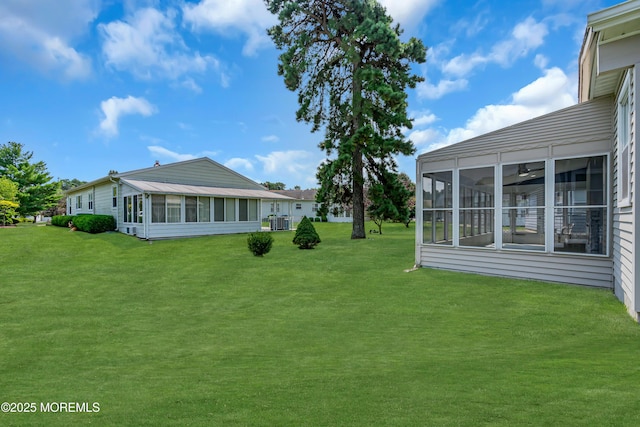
(51, 214), (116, 234)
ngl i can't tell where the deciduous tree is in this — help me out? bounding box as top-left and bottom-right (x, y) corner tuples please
(266, 0), (426, 239)
(0, 176), (19, 226)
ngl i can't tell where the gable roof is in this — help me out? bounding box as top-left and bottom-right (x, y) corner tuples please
(417, 96), (612, 162)
(67, 157), (267, 194)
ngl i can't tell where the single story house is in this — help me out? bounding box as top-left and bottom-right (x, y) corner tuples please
(416, 0), (640, 320)
(66, 157), (293, 239)
(262, 189), (353, 223)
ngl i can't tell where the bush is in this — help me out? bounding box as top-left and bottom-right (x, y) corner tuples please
(72, 215), (116, 234)
(51, 215), (75, 227)
(293, 216), (321, 249)
(247, 232), (274, 256)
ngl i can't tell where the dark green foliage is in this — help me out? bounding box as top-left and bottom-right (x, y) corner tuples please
(366, 171), (412, 234)
(51, 215), (75, 227)
(72, 215), (117, 233)
(292, 216), (321, 249)
(247, 232), (274, 256)
(0, 142), (60, 219)
(52, 214), (116, 233)
(266, 0), (426, 239)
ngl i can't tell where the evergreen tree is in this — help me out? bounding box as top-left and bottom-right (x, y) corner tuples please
(266, 0), (426, 239)
(0, 142), (60, 220)
(293, 216), (321, 249)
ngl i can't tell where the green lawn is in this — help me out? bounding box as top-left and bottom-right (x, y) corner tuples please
(1, 223), (639, 426)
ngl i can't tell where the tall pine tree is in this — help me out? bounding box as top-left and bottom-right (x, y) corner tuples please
(266, 0), (426, 239)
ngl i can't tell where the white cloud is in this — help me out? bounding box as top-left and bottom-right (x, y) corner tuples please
(182, 0), (277, 56)
(256, 150), (314, 175)
(99, 95), (157, 137)
(261, 135), (280, 143)
(411, 111), (438, 127)
(419, 67), (576, 152)
(147, 146), (197, 162)
(99, 7), (220, 81)
(378, 0), (440, 29)
(0, 0), (96, 79)
(225, 157), (254, 171)
(417, 77), (468, 99)
(442, 17), (548, 78)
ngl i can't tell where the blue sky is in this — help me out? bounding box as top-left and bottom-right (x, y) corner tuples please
(0, 0), (621, 188)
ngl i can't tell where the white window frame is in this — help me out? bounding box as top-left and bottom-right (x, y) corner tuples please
(617, 72), (631, 207)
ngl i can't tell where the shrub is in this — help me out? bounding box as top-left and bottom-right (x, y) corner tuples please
(52, 215), (75, 227)
(247, 232), (274, 256)
(293, 216), (321, 249)
(70, 215), (116, 234)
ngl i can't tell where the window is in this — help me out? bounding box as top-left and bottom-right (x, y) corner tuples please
(198, 197), (210, 222)
(422, 171), (453, 245)
(185, 196), (198, 222)
(226, 198), (236, 222)
(124, 195), (133, 223)
(88, 193), (93, 210)
(312, 203), (318, 212)
(214, 198), (225, 222)
(76, 195), (82, 209)
(166, 195), (181, 223)
(554, 156), (607, 255)
(112, 186), (118, 208)
(151, 195), (166, 223)
(239, 199), (248, 221)
(296, 203), (302, 210)
(502, 162), (545, 250)
(459, 167), (494, 248)
(137, 196), (143, 223)
(248, 199), (258, 221)
(617, 73), (631, 206)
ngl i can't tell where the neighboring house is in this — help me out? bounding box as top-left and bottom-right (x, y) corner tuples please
(66, 157), (293, 239)
(416, 0), (640, 321)
(262, 189), (353, 223)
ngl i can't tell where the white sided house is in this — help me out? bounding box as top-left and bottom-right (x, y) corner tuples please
(66, 158), (293, 239)
(416, 0), (640, 320)
(262, 189), (353, 223)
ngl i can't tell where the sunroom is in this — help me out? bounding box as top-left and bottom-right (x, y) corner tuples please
(416, 97), (614, 288)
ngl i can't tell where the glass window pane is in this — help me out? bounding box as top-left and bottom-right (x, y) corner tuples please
(166, 195), (181, 223)
(152, 195), (166, 223)
(214, 198), (224, 222)
(502, 207), (545, 250)
(185, 196), (197, 222)
(199, 197), (210, 222)
(226, 198), (236, 222)
(554, 207), (606, 255)
(423, 176), (433, 208)
(239, 199), (248, 221)
(503, 162), (545, 208)
(555, 156), (606, 207)
(248, 199), (258, 221)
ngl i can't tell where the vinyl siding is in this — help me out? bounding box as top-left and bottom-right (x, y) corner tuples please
(612, 66), (637, 317)
(420, 246), (613, 288)
(146, 222), (261, 239)
(121, 158), (264, 190)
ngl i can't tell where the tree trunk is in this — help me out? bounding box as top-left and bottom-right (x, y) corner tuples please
(350, 55), (366, 240)
(351, 146), (366, 239)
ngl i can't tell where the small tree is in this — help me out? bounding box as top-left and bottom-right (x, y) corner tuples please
(293, 216), (321, 249)
(366, 171), (412, 234)
(247, 232), (274, 256)
(0, 177), (19, 226)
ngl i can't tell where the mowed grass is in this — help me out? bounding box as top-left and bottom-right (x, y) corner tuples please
(1, 223), (640, 426)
